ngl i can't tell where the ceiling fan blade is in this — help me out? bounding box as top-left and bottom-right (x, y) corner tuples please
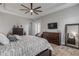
(20, 9), (28, 11)
(31, 3), (33, 9)
(34, 6), (41, 10)
(24, 11), (30, 14)
(33, 11), (39, 15)
(35, 10), (43, 12)
(21, 4), (30, 10)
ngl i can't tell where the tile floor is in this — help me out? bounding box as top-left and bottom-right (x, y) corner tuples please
(51, 44), (79, 56)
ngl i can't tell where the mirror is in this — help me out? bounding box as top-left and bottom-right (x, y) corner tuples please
(65, 24), (79, 48)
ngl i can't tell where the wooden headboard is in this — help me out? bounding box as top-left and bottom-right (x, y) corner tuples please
(41, 32), (61, 45)
(12, 28), (24, 35)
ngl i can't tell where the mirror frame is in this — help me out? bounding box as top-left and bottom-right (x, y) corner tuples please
(65, 23), (79, 48)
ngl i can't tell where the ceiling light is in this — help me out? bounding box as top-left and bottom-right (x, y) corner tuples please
(30, 10), (33, 12)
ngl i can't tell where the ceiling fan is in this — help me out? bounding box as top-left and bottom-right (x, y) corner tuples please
(20, 3), (43, 15)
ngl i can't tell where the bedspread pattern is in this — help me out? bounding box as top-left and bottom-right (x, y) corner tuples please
(0, 35), (53, 56)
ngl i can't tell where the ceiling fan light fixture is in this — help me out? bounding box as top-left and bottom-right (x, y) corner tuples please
(30, 10), (33, 12)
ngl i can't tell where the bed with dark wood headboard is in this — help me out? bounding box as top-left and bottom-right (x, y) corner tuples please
(10, 28), (53, 56)
(11, 28), (54, 56)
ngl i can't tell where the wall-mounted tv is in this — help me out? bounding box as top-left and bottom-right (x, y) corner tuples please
(48, 22), (58, 29)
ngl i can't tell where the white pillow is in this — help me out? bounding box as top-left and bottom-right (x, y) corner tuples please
(14, 35), (22, 40)
(0, 33), (9, 45)
(36, 32), (42, 37)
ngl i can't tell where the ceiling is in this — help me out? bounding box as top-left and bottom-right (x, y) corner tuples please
(0, 3), (77, 19)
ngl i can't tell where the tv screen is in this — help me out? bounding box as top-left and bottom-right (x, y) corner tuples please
(48, 23), (57, 29)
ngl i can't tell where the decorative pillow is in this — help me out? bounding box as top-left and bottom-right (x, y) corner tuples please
(0, 33), (9, 45)
(7, 35), (18, 42)
(35, 32), (42, 37)
(14, 35), (22, 40)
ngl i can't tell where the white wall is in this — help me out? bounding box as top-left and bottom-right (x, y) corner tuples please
(36, 4), (79, 45)
(0, 12), (31, 35)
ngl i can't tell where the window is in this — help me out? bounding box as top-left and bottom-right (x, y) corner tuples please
(35, 23), (41, 34)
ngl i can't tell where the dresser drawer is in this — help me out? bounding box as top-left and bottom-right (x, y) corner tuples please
(42, 32), (60, 45)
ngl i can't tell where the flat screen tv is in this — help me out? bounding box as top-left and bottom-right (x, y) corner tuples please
(48, 22), (57, 29)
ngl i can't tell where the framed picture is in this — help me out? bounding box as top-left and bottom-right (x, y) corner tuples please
(48, 22), (57, 29)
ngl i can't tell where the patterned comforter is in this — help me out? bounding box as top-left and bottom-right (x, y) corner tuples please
(0, 35), (53, 56)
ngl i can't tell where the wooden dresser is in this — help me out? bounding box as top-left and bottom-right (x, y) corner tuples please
(41, 32), (61, 45)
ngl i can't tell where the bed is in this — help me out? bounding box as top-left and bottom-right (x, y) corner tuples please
(0, 33), (53, 56)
